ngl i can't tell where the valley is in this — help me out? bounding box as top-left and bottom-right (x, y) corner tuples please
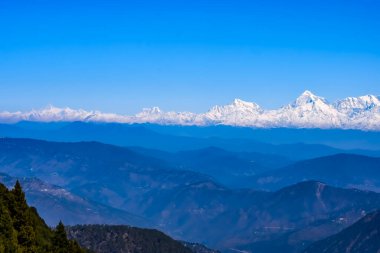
(0, 130), (379, 252)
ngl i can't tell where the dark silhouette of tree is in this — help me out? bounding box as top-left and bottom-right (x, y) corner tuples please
(9, 180), (37, 252)
(52, 221), (70, 252)
(11, 180), (28, 231)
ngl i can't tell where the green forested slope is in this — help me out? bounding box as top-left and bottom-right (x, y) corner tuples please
(67, 224), (193, 253)
(0, 181), (85, 253)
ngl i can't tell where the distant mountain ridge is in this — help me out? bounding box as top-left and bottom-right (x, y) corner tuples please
(1, 138), (380, 252)
(1, 91), (380, 130)
(251, 153), (380, 192)
(2, 123), (380, 160)
(130, 146), (292, 188)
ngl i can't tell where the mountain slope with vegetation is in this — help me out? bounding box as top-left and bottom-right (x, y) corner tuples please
(0, 172), (149, 227)
(1, 138), (380, 252)
(0, 181), (85, 252)
(67, 225), (193, 253)
(303, 210), (380, 253)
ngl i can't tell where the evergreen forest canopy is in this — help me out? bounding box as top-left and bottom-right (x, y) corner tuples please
(0, 180), (85, 253)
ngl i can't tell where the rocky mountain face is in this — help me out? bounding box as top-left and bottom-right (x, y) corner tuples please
(303, 210), (380, 253)
(1, 91), (380, 130)
(0, 138), (380, 252)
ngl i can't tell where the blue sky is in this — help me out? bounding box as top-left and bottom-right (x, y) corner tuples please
(1, 0), (380, 113)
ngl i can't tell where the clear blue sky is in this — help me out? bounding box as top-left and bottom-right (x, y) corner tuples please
(1, 0), (380, 113)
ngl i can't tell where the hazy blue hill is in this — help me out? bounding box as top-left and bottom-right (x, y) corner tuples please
(145, 124), (380, 150)
(131, 146), (292, 188)
(0, 137), (211, 214)
(0, 172), (149, 227)
(252, 153), (380, 192)
(1, 122), (380, 160)
(0, 137), (202, 188)
(303, 210), (380, 253)
(227, 181), (380, 253)
(0, 178), (192, 253)
(1, 138), (380, 252)
(159, 180), (380, 251)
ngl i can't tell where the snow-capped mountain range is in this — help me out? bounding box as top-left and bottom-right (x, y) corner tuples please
(2, 91), (380, 130)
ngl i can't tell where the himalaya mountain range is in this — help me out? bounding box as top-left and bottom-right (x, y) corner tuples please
(1, 92), (380, 253)
(2, 90), (380, 130)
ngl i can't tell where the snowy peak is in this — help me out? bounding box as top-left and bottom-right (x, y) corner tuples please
(192, 98), (261, 126)
(269, 91), (341, 129)
(0, 106), (131, 123)
(27, 105), (96, 121)
(231, 98), (260, 109)
(299, 90), (317, 98)
(205, 98), (262, 124)
(1, 91), (380, 130)
(137, 107), (162, 116)
(335, 95), (380, 112)
(208, 98), (261, 113)
(292, 90), (328, 107)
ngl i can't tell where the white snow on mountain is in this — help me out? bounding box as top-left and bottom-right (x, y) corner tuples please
(263, 90), (345, 128)
(0, 105), (130, 124)
(1, 91), (380, 130)
(201, 98), (263, 126)
(335, 95), (380, 114)
(133, 107), (197, 125)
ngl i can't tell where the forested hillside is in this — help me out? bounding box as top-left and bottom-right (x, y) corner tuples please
(303, 210), (380, 253)
(0, 181), (85, 253)
(67, 225), (196, 253)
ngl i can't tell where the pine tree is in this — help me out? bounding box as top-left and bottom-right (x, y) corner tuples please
(11, 181), (25, 205)
(10, 181), (37, 252)
(10, 180), (28, 231)
(52, 221), (70, 253)
(0, 199), (17, 253)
